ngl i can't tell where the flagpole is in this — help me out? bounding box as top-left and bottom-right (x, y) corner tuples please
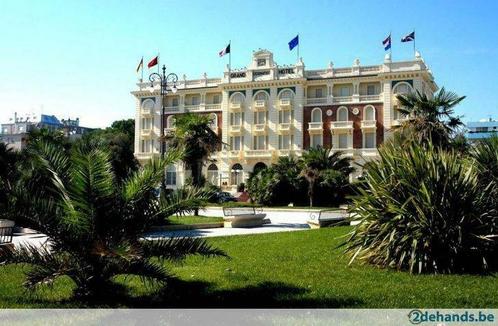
(390, 31), (392, 57)
(229, 40), (232, 83)
(141, 56), (144, 82)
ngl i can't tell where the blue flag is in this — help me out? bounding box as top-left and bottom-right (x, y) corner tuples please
(401, 31), (415, 42)
(288, 35), (299, 51)
(382, 34), (391, 51)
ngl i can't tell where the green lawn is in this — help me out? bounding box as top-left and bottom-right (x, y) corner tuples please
(166, 215), (223, 225)
(0, 227), (497, 308)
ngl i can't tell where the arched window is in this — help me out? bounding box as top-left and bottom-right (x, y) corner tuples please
(141, 99), (155, 110)
(364, 105), (375, 121)
(253, 162), (267, 174)
(165, 165), (176, 186)
(209, 113), (218, 128)
(230, 92), (244, 104)
(311, 108), (322, 122)
(254, 91), (268, 101)
(393, 82), (413, 95)
(279, 89), (294, 99)
(337, 107), (349, 121)
(230, 163), (243, 186)
(207, 164), (218, 185)
(166, 116), (176, 129)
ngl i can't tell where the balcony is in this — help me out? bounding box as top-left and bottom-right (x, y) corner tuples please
(254, 100), (267, 110)
(308, 122), (323, 133)
(360, 94), (381, 102)
(278, 123), (292, 133)
(184, 104), (201, 111)
(331, 121), (354, 130)
(252, 123), (267, 134)
(229, 125), (243, 134)
(141, 108), (152, 116)
(164, 106), (179, 112)
(230, 102), (243, 111)
(246, 150), (272, 158)
(332, 96), (353, 104)
(205, 104), (221, 111)
(361, 120), (377, 129)
(279, 99), (292, 108)
(306, 97), (327, 105)
(228, 150), (243, 159)
(141, 129), (152, 137)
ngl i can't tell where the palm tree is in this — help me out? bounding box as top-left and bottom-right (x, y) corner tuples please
(300, 146), (353, 207)
(395, 87), (465, 148)
(0, 143), (20, 217)
(0, 141), (225, 298)
(166, 113), (223, 215)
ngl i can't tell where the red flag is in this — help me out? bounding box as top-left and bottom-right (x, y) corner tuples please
(147, 56), (158, 68)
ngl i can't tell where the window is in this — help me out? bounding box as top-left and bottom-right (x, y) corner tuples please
(279, 135), (293, 149)
(338, 134), (349, 149)
(172, 98), (179, 106)
(207, 164), (218, 185)
(231, 93), (244, 104)
(167, 116), (175, 129)
(254, 111), (267, 124)
(191, 96), (200, 105)
(257, 59), (266, 66)
(165, 165), (177, 186)
(140, 139), (154, 153)
(141, 117), (153, 129)
(315, 88), (323, 98)
(311, 135), (322, 148)
(367, 85), (376, 95)
(213, 94), (220, 104)
(230, 136), (243, 150)
(253, 135), (267, 150)
(393, 83), (412, 94)
(255, 92), (268, 102)
(364, 132), (376, 148)
(279, 110), (292, 124)
(364, 106), (375, 121)
(337, 107), (349, 121)
(393, 106), (406, 120)
(311, 108), (322, 122)
(209, 113), (218, 128)
(231, 163), (243, 185)
(280, 90), (293, 99)
(340, 86), (350, 97)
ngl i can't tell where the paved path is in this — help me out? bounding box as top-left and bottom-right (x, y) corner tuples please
(146, 207), (347, 239)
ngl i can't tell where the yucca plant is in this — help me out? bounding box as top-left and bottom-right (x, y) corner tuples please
(0, 141), (225, 298)
(345, 141), (498, 274)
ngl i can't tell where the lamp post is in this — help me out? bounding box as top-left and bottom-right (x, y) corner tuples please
(149, 65), (178, 189)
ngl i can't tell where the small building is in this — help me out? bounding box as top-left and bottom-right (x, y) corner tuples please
(0, 113), (93, 150)
(466, 119), (498, 141)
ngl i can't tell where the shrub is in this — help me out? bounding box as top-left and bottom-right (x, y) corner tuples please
(346, 141), (498, 274)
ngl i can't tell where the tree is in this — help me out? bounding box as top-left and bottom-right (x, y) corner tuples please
(395, 87), (465, 148)
(0, 141), (225, 298)
(299, 147), (354, 207)
(0, 143), (21, 218)
(166, 113), (222, 214)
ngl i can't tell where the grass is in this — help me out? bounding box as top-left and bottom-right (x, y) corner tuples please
(166, 215), (223, 225)
(0, 227), (497, 308)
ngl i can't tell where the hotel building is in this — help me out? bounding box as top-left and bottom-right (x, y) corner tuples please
(131, 49), (437, 191)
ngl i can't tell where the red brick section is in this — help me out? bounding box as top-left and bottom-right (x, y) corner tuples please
(302, 104), (384, 150)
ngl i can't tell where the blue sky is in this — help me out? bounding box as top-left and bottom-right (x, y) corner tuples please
(1, 0), (497, 128)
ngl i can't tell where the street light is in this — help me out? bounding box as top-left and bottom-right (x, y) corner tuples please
(148, 65), (179, 189)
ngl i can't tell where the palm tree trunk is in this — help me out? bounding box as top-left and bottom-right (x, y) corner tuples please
(309, 180), (314, 208)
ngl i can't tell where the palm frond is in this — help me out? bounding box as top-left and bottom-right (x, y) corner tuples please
(141, 237), (228, 261)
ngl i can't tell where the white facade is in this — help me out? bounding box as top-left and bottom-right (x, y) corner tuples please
(131, 50), (437, 191)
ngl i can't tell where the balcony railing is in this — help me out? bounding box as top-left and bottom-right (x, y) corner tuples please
(141, 108), (152, 115)
(360, 95), (381, 102)
(229, 125), (243, 133)
(141, 129), (152, 137)
(306, 97), (328, 105)
(246, 150), (272, 158)
(279, 99), (292, 107)
(278, 123), (292, 132)
(361, 120), (377, 129)
(230, 102), (243, 111)
(205, 104), (221, 110)
(332, 96), (353, 104)
(308, 122), (323, 131)
(184, 104), (201, 111)
(164, 106), (179, 112)
(253, 123), (267, 133)
(254, 100), (267, 110)
(228, 150), (243, 158)
(330, 121), (354, 129)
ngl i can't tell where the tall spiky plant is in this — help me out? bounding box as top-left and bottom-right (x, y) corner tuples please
(346, 141), (498, 274)
(0, 141), (225, 298)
